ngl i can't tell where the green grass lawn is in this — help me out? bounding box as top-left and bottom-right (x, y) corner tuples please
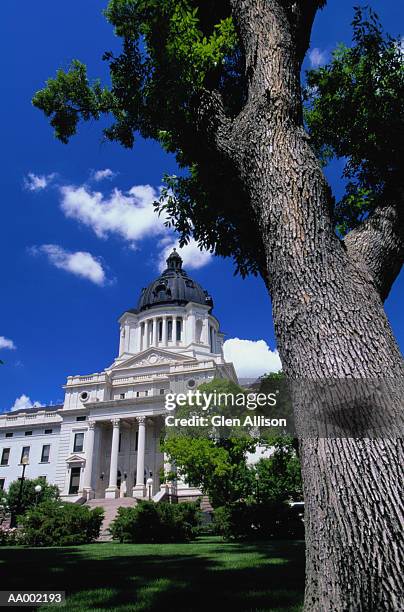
(0, 536), (305, 612)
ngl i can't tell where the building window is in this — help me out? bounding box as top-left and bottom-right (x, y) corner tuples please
(1, 448), (10, 466)
(160, 388), (165, 395)
(158, 320), (163, 342)
(39, 475), (47, 482)
(135, 431), (139, 452)
(5, 432), (13, 438)
(25, 431), (32, 436)
(20, 447), (30, 464)
(45, 429), (53, 435)
(119, 433), (122, 453)
(120, 393), (125, 399)
(195, 319), (203, 343)
(41, 444), (50, 463)
(144, 390), (148, 397)
(69, 467), (81, 495)
(73, 433), (84, 453)
(0, 478), (5, 491)
(76, 416), (86, 422)
(136, 391), (140, 398)
(176, 319), (182, 342)
(167, 320), (173, 341)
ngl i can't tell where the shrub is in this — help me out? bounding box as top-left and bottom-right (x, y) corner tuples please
(110, 501), (201, 543)
(19, 501), (104, 546)
(0, 526), (22, 546)
(214, 500), (304, 540)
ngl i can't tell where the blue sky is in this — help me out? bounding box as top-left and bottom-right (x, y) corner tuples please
(1, 1), (403, 411)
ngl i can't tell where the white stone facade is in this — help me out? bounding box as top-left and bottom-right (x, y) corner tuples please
(0, 252), (237, 502)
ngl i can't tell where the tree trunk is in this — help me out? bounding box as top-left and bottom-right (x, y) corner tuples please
(224, 2), (404, 609)
(247, 98), (404, 612)
(254, 127), (403, 612)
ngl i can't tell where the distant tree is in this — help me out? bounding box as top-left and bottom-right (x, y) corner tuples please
(33, 3), (403, 609)
(255, 436), (302, 503)
(5, 477), (59, 520)
(163, 378), (257, 507)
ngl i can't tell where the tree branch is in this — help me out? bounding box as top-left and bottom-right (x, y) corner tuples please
(192, 89), (234, 157)
(230, 0), (294, 99)
(288, 1), (324, 67)
(344, 204), (404, 302)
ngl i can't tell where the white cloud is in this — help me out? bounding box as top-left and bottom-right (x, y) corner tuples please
(92, 168), (117, 182)
(31, 244), (107, 286)
(24, 172), (55, 192)
(223, 338), (282, 379)
(0, 336), (16, 350)
(57, 181), (213, 271)
(59, 182), (214, 271)
(11, 394), (43, 412)
(158, 238), (212, 272)
(309, 47), (328, 68)
(60, 184), (167, 244)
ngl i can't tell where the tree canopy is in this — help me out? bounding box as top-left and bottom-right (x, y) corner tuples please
(304, 7), (404, 235)
(33, 3), (402, 276)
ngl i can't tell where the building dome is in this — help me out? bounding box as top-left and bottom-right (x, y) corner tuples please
(136, 249), (213, 312)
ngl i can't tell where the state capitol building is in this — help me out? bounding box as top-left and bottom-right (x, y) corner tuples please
(0, 250), (237, 502)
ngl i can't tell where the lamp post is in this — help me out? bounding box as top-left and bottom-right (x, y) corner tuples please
(13, 455), (29, 526)
(255, 472), (260, 504)
(146, 477), (153, 501)
(34, 484), (42, 506)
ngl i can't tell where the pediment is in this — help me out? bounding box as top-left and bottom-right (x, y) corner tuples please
(108, 347), (196, 372)
(66, 454), (86, 465)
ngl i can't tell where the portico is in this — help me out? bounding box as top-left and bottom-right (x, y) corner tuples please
(81, 414), (164, 501)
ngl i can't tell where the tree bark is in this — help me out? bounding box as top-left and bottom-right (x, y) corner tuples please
(344, 204), (404, 303)
(221, 1), (404, 609)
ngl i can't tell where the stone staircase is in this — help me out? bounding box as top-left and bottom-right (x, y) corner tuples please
(85, 497), (137, 541)
(200, 496), (213, 513)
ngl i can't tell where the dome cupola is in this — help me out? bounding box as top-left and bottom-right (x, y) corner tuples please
(136, 249), (213, 312)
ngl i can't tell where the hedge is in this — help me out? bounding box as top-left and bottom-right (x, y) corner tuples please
(18, 501), (104, 546)
(110, 500), (201, 543)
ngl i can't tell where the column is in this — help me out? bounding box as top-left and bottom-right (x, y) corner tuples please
(139, 323), (143, 352)
(133, 416), (146, 498)
(172, 315), (177, 344)
(134, 323), (141, 353)
(162, 316), (167, 347)
(144, 320), (148, 348)
(105, 418), (120, 498)
(202, 318), (209, 346)
(83, 421), (95, 499)
(119, 327), (125, 355)
(153, 317), (158, 347)
(189, 313), (196, 344)
(148, 420), (157, 495)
